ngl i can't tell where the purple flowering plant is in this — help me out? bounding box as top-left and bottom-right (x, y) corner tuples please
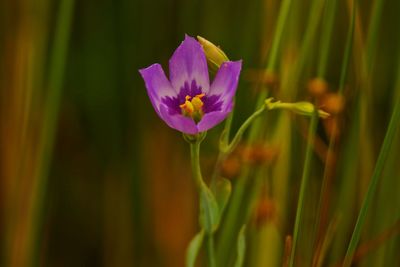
(139, 35), (329, 267)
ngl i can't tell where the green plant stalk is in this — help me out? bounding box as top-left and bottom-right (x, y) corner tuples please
(369, 57), (400, 266)
(357, 0), (383, 201)
(289, 112), (318, 267)
(365, 0), (385, 70)
(211, 104), (265, 193)
(6, 0), (51, 265)
(190, 141), (215, 267)
(216, 91), (267, 266)
(315, 216), (339, 267)
(210, 98), (234, 193)
(190, 141), (207, 190)
(342, 72), (400, 267)
(267, 0), (293, 71)
(217, 0), (294, 263)
(207, 233), (216, 267)
(339, 0), (356, 93)
(330, 103), (361, 260)
(312, 0), (355, 263)
(28, 0), (75, 265)
(342, 0), (387, 264)
(284, 0), (326, 100)
(252, 113), (292, 267)
(222, 105), (266, 155)
(317, 0), (338, 78)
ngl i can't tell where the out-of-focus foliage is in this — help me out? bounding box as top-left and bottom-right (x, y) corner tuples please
(1, 0), (399, 266)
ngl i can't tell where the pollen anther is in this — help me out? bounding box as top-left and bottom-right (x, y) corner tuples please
(180, 94), (206, 122)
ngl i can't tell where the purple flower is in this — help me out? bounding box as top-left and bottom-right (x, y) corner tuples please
(139, 35), (242, 135)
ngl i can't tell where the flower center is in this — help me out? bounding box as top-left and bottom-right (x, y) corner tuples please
(179, 93), (205, 122)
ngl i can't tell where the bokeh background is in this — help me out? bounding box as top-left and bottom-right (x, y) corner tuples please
(1, 0), (400, 266)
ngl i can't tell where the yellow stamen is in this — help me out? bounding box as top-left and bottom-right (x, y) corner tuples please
(191, 93), (205, 110)
(179, 96), (194, 115)
(179, 94), (206, 122)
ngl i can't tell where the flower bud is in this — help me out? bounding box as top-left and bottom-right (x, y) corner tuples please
(197, 36), (229, 73)
(265, 98), (330, 118)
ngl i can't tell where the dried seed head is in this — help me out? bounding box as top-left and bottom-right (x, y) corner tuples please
(322, 93), (345, 114)
(221, 156), (241, 179)
(254, 198), (276, 227)
(308, 78), (328, 97)
(241, 144), (278, 166)
(263, 70), (279, 88)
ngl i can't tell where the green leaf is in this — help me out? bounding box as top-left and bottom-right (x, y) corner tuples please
(199, 185), (219, 234)
(234, 225), (247, 267)
(214, 177), (232, 221)
(186, 230), (205, 267)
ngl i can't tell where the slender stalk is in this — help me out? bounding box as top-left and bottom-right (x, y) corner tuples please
(217, 0), (293, 263)
(312, 0), (355, 263)
(190, 141), (207, 190)
(267, 0), (293, 71)
(339, 0), (356, 94)
(189, 140), (215, 267)
(365, 0), (385, 70)
(210, 111), (234, 192)
(207, 234), (216, 267)
(317, 0), (338, 78)
(211, 103), (265, 194)
(289, 0), (327, 86)
(222, 105), (266, 156)
(289, 111), (318, 267)
(216, 91), (267, 266)
(28, 0), (75, 265)
(342, 76), (400, 267)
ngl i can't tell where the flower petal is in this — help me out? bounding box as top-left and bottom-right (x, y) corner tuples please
(209, 60), (242, 110)
(139, 63), (176, 115)
(159, 104), (199, 134)
(197, 110), (232, 133)
(197, 101), (233, 132)
(169, 35), (210, 93)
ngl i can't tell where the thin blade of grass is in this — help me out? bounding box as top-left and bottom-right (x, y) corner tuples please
(342, 65), (400, 267)
(288, 111), (318, 267)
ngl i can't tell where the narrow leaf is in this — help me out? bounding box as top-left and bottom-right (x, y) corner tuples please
(186, 230), (205, 267)
(234, 225), (247, 267)
(200, 185), (219, 234)
(215, 177), (232, 221)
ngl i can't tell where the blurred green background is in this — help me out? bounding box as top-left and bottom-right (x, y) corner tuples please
(1, 0), (400, 266)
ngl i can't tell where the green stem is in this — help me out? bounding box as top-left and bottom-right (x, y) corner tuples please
(211, 104), (265, 194)
(216, 91), (267, 266)
(207, 234), (216, 267)
(190, 141), (207, 190)
(189, 140), (216, 267)
(313, 0), (355, 262)
(289, 111), (318, 267)
(216, 0), (293, 259)
(365, 0), (384, 69)
(342, 79), (400, 267)
(29, 0), (75, 265)
(268, 0), (293, 71)
(222, 105), (266, 156)
(339, 0), (356, 93)
(317, 0), (338, 78)
(211, 111), (234, 192)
